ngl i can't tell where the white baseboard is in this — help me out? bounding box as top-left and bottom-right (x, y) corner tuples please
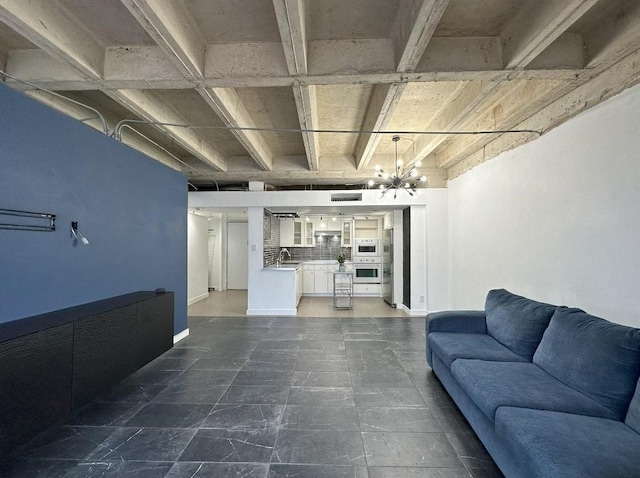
(246, 308), (297, 316)
(173, 328), (190, 344)
(409, 307), (428, 316)
(188, 292), (209, 306)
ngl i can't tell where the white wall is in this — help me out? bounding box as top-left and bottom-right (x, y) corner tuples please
(227, 222), (249, 289)
(206, 216), (223, 290)
(425, 190), (450, 311)
(187, 213), (209, 305)
(449, 83), (640, 327)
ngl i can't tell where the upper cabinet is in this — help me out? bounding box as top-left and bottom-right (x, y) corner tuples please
(341, 219), (353, 247)
(304, 218), (315, 247)
(354, 218), (381, 239)
(280, 218), (303, 247)
(293, 219), (303, 246)
(313, 216), (340, 232)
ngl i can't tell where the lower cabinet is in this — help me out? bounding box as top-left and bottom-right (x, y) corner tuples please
(0, 291), (174, 453)
(302, 263), (355, 296)
(314, 265), (331, 294)
(302, 266), (315, 294)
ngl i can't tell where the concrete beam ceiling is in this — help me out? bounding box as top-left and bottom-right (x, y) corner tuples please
(1, 0), (639, 189)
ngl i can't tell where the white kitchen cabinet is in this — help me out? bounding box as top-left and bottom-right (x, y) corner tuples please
(341, 219), (353, 247)
(280, 218), (294, 247)
(314, 265), (330, 294)
(304, 218), (315, 247)
(280, 218), (303, 247)
(354, 218), (380, 239)
(292, 219), (303, 246)
(353, 283), (381, 296)
(302, 265), (315, 294)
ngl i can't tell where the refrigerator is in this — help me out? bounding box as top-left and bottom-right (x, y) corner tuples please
(382, 227), (394, 307)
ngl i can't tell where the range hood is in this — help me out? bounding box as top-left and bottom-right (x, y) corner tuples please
(315, 230), (341, 237)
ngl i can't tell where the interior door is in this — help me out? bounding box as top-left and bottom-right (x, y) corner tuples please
(227, 222), (248, 290)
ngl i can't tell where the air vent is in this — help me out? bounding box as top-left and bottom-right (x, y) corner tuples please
(270, 212), (300, 218)
(331, 193), (362, 202)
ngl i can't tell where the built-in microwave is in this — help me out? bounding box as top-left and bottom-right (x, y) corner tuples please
(354, 239), (379, 256)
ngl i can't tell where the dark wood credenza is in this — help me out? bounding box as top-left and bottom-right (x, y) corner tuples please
(0, 291), (174, 453)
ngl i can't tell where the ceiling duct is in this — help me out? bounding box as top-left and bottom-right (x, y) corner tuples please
(331, 193), (362, 202)
(270, 212), (300, 218)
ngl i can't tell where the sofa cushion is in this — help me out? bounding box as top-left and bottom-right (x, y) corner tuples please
(485, 289), (556, 361)
(428, 332), (527, 369)
(533, 307), (640, 420)
(496, 407), (640, 478)
(625, 378), (640, 434)
(451, 359), (617, 422)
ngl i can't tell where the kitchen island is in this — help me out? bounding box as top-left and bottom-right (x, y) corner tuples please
(253, 260), (354, 315)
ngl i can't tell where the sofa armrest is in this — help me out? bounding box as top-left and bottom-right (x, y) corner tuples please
(425, 310), (487, 368)
(427, 310), (487, 335)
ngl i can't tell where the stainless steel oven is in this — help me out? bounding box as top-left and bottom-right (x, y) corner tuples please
(353, 256), (382, 283)
(354, 239), (379, 256)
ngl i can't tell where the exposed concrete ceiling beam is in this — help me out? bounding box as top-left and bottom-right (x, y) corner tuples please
(354, 83), (407, 170)
(120, 0), (205, 78)
(436, 79), (577, 168)
(438, 5), (640, 171)
(272, 0), (308, 76)
(5, 46), (582, 91)
(273, 0), (320, 171)
(355, 0), (448, 170)
(293, 84), (320, 171)
(392, 0), (451, 72)
(501, 0), (599, 69)
(448, 46), (640, 180)
(0, 0), (104, 79)
(410, 80), (503, 162)
(198, 87), (273, 171)
(122, 0), (273, 171)
(107, 89), (227, 171)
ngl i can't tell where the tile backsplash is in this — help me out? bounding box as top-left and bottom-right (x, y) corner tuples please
(288, 237), (351, 262)
(263, 210), (281, 267)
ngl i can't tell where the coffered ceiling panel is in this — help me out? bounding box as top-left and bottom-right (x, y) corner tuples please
(235, 86), (306, 157)
(189, 0), (281, 43)
(58, 0), (154, 46)
(316, 84), (374, 158)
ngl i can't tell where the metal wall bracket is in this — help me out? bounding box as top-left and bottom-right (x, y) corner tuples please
(0, 208), (56, 231)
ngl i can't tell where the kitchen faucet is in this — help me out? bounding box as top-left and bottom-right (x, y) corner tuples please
(280, 248), (291, 263)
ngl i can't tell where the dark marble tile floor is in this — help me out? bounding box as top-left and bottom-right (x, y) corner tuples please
(2, 316), (503, 477)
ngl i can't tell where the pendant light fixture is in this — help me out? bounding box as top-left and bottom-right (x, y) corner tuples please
(368, 136), (427, 198)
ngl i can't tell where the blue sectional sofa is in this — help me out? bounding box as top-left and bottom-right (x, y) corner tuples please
(426, 289), (640, 477)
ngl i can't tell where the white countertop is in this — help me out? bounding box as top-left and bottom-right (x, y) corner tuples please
(265, 263), (300, 270)
(264, 259), (353, 270)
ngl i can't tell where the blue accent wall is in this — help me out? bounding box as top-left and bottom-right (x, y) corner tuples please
(0, 84), (187, 334)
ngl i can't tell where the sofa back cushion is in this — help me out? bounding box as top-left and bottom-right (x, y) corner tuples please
(625, 378), (640, 434)
(485, 289), (556, 361)
(533, 307), (640, 420)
